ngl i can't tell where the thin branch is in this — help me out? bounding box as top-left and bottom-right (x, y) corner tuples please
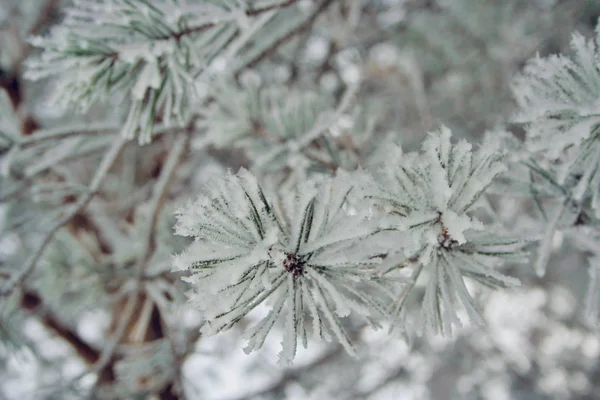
(17, 123), (182, 149)
(247, 0), (299, 16)
(223, 346), (344, 400)
(353, 364), (407, 399)
(69, 131), (190, 387)
(0, 136), (128, 297)
(21, 291), (100, 364)
(18, 123), (120, 149)
(73, 291), (140, 381)
(301, 149), (338, 171)
(534, 197), (566, 277)
(0, 126), (186, 203)
(146, 283), (188, 400)
(136, 130), (190, 280)
(0, 141), (113, 203)
(162, 0), (299, 41)
(239, 0), (336, 72)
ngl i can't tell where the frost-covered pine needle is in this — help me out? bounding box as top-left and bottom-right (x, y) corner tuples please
(173, 168), (391, 364)
(369, 126), (527, 335)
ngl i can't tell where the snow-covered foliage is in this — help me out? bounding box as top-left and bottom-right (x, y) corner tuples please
(199, 75), (391, 182)
(173, 168), (391, 363)
(369, 127), (526, 335)
(24, 0), (301, 143)
(514, 25), (600, 216)
(171, 127), (529, 355)
(512, 19), (600, 327)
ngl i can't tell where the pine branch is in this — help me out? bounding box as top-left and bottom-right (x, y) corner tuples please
(0, 136), (128, 297)
(253, 83), (359, 170)
(174, 168), (391, 362)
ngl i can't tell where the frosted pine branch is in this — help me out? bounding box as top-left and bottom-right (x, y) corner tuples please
(514, 25), (600, 217)
(369, 127), (526, 335)
(24, 0), (302, 144)
(173, 168), (391, 364)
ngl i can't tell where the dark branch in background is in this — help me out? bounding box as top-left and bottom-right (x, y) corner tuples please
(224, 346), (344, 400)
(88, 132), (190, 399)
(0, 69), (21, 109)
(24, 0), (61, 43)
(238, 0), (336, 73)
(136, 131), (190, 280)
(158, 0), (300, 41)
(21, 291), (100, 364)
(221, 324), (368, 400)
(0, 0), (61, 133)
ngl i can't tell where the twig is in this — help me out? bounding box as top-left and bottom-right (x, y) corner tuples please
(534, 197), (565, 277)
(146, 283), (188, 399)
(18, 123), (120, 149)
(353, 364), (407, 399)
(27, 0), (60, 36)
(221, 9), (278, 67)
(21, 291), (101, 364)
(0, 136), (128, 297)
(301, 150), (338, 171)
(238, 0), (336, 72)
(135, 131), (190, 280)
(72, 291), (140, 381)
(0, 126), (186, 203)
(254, 82), (358, 169)
(159, 0), (300, 41)
(0, 142), (114, 203)
(223, 346), (344, 400)
(17, 123), (182, 149)
(8, 0), (60, 73)
(69, 131), (190, 388)
(247, 0), (299, 16)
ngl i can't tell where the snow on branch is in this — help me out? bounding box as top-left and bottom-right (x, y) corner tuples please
(172, 168), (391, 364)
(24, 0), (299, 144)
(513, 25), (600, 217)
(369, 126), (526, 335)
